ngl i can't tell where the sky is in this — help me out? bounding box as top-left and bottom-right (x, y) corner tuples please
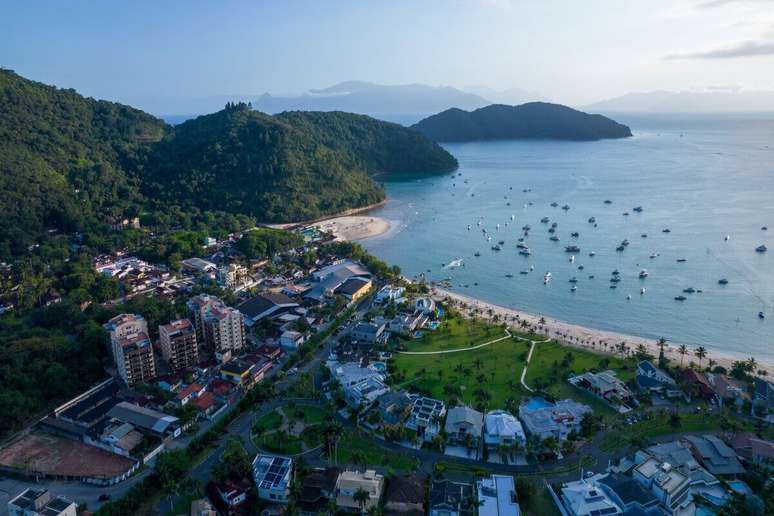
(2, 0), (774, 110)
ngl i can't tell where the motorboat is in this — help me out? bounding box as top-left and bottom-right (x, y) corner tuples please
(569, 255), (575, 263)
(725, 235), (730, 241)
(491, 245), (502, 251)
(623, 212), (630, 216)
(540, 217), (550, 223)
(677, 258), (687, 263)
(649, 253), (658, 259)
(522, 224), (531, 231)
(520, 271), (529, 275)
(569, 277), (578, 283)
(756, 244), (767, 253)
(565, 245), (580, 252)
(544, 272), (552, 284)
(612, 269), (620, 275)
(562, 204), (570, 210)
(550, 202), (558, 207)
(641, 234), (648, 238)
(674, 295), (687, 301)
(519, 249), (532, 256)
(763, 227), (769, 231)
(550, 235), (560, 242)
(639, 269), (649, 278)
(604, 199), (613, 204)
(571, 232), (579, 238)
(627, 295), (632, 300)
(589, 251), (596, 257)
(551, 222), (558, 228)
(633, 206), (643, 212)
(571, 285), (577, 292)
(640, 288), (645, 295)
(578, 265), (585, 270)
(610, 277), (621, 283)
(610, 285), (617, 289)
(548, 227), (556, 234)
(517, 242), (529, 249)
(474, 251), (481, 257)
(759, 311), (765, 319)
(616, 245), (625, 252)
(530, 265), (535, 271)
(505, 274), (513, 278)
(498, 240), (505, 245)
(621, 239), (630, 247)
(718, 278), (729, 285)
(588, 217), (596, 224)
(662, 228), (671, 233)
(683, 288), (696, 293)
(589, 275), (595, 279)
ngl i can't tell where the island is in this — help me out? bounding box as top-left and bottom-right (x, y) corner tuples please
(411, 102), (633, 142)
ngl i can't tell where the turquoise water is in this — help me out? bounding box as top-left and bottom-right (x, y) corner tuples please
(523, 397), (554, 411)
(364, 115), (774, 362)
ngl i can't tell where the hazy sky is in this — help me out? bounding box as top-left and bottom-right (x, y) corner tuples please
(2, 0), (774, 108)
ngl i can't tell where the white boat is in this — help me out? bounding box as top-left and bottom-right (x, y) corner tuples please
(511, 214), (515, 220)
(639, 269), (649, 278)
(589, 251), (596, 257)
(640, 287), (646, 295)
(725, 235), (730, 241)
(571, 285), (577, 292)
(569, 255), (575, 263)
(544, 272), (552, 284)
(627, 295), (632, 300)
(530, 265), (535, 271)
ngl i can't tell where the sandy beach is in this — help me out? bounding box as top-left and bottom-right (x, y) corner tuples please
(433, 287), (773, 375)
(313, 215), (391, 241)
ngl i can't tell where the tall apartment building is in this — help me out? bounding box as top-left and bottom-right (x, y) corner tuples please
(104, 313), (156, 387)
(159, 318), (199, 371)
(186, 294), (245, 355)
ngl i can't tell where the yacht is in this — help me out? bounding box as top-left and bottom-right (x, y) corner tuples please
(639, 269), (649, 278)
(519, 249), (532, 256)
(540, 217), (550, 223)
(674, 295), (687, 301)
(756, 244), (768, 253)
(565, 245), (581, 253)
(718, 278), (729, 285)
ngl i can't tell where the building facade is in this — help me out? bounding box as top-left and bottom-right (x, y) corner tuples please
(104, 314), (156, 387)
(159, 318), (199, 371)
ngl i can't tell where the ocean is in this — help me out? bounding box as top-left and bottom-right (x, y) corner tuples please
(363, 114), (774, 363)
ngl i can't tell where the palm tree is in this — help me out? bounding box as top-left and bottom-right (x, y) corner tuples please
(708, 358), (717, 371)
(657, 337), (667, 356)
(678, 344), (688, 366)
(694, 346), (707, 369)
(353, 487), (371, 512)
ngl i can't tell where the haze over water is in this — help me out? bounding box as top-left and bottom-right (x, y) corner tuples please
(364, 114), (774, 363)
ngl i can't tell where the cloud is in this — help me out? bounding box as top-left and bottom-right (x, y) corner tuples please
(696, 0), (769, 8)
(665, 40), (774, 59)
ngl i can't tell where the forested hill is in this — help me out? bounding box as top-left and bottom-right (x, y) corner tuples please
(0, 70), (457, 258)
(412, 102), (633, 142)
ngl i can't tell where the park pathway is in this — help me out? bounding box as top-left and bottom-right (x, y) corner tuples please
(395, 329), (511, 355)
(520, 339), (538, 392)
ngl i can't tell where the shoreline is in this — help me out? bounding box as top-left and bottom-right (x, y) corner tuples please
(312, 215), (391, 242)
(432, 286), (773, 375)
(262, 200), (388, 230)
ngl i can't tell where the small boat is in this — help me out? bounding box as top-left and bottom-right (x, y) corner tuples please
(551, 222), (558, 228)
(578, 265), (585, 270)
(623, 212), (630, 216)
(540, 217), (550, 223)
(610, 277), (621, 283)
(674, 295), (687, 301)
(662, 228), (671, 233)
(612, 269), (620, 275)
(725, 235), (730, 241)
(474, 252), (481, 257)
(492, 245), (502, 251)
(589, 251), (596, 257)
(640, 287), (646, 295)
(505, 274), (513, 278)
(548, 227), (556, 234)
(569, 255), (576, 263)
(498, 240), (505, 245)
(517, 237), (525, 242)
(759, 311), (765, 319)
(517, 242), (529, 249)
(565, 245), (580, 253)
(641, 234), (648, 238)
(571, 232), (579, 238)
(588, 217), (596, 224)
(756, 244), (767, 253)
(530, 265), (535, 271)
(520, 271), (529, 275)
(633, 206), (643, 213)
(621, 239), (630, 247)
(683, 287), (696, 293)
(677, 258), (687, 263)
(571, 285), (577, 292)
(569, 277), (578, 283)
(522, 224), (531, 231)
(627, 295), (632, 300)
(616, 245), (625, 252)
(610, 285), (617, 289)
(718, 278), (729, 285)
(544, 272), (552, 284)
(763, 227), (769, 231)
(604, 200), (613, 204)
(649, 253), (658, 259)
(519, 249), (532, 256)
(639, 269), (649, 278)
(550, 235), (560, 242)
(511, 214), (515, 220)
(550, 202), (558, 207)
(467, 225), (471, 230)
(562, 204), (570, 211)
(589, 275), (595, 279)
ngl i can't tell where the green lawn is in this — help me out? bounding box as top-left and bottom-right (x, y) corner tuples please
(394, 334), (531, 409)
(403, 317), (507, 352)
(525, 340), (636, 384)
(255, 410), (283, 430)
(337, 430), (418, 471)
(600, 413), (722, 452)
(523, 484), (562, 516)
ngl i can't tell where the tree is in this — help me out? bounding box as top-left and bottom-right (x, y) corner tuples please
(213, 438), (251, 482)
(678, 344), (688, 367)
(353, 487), (371, 512)
(694, 347), (707, 369)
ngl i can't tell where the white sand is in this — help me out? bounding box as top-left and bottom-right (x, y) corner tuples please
(433, 287), (773, 375)
(313, 215), (390, 241)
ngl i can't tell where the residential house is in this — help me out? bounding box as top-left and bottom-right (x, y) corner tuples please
(444, 405), (484, 447)
(253, 454), (293, 503)
(375, 284), (405, 305)
(753, 377), (774, 419)
(176, 383), (206, 406)
(731, 433), (774, 469)
(596, 473), (660, 514)
(683, 435), (745, 476)
(559, 479), (623, 516)
(181, 257), (217, 274)
(428, 479), (474, 516)
(383, 473), (427, 516)
(571, 370), (633, 408)
(216, 478), (251, 508)
(238, 292), (299, 326)
(159, 319), (199, 372)
(637, 441), (722, 502)
(351, 321), (386, 344)
(405, 395), (446, 443)
(189, 391), (218, 417)
(387, 314), (425, 336)
(636, 361), (677, 393)
(8, 488), (77, 516)
(477, 474), (520, 516)
(220, 359), (257, 388)
(279, 330), (308, 350)
(633, 457), (693, 515)
(104, 314), (156, 387)
(334, 277), (373, 303)
(256, 344), (284, 362)
(518, 398), (591, 441)
(298, 467), (340, 515)
(483, 410), (526, 450)
(373, 390), (412, 428)
(680, 369), (714, 399)
(415, 297), (436, 315)
(706, 373), (749, 408)
(107, 401), (181, 438)
(335, 469), (384, 512)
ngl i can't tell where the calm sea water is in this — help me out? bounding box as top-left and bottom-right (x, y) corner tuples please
(363, 114), (774, 362)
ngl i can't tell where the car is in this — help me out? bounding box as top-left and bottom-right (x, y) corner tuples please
(98, 494), (112, 502)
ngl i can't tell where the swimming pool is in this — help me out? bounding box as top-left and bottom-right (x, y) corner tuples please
(524, 397), (554, 410)
(371, 362), (387, 372)
(427, 321), (440, 330)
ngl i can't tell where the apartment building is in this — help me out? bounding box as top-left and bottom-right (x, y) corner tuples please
(104, 314), (156, 387)
(159, 319), (199, 371)
(186, 294), (245, 355)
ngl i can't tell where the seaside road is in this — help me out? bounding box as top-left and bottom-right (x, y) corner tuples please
(395, 330), (512, 355)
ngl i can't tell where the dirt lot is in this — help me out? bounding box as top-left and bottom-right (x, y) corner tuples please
(0, 432), (135, 479)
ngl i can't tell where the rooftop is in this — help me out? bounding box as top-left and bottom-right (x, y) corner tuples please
(253, 454), (293, 492)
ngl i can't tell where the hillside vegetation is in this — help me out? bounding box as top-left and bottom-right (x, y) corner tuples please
(412, 102), (632, 142)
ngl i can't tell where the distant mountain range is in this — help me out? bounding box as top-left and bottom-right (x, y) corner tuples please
(253, 81), (491, 123)
(585, 90), (774, 113)
(412, 103), (632, 142)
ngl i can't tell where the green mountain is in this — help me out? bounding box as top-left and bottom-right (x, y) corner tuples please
(0, 70), (456, 258)
(412, 102), (633, 142)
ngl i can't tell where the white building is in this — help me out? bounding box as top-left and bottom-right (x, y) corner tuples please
(8, 489), (77, 516)
(484, 410), (526, 449)
(335, 469), (384, 512)
(477, 475), (520, 516)
(375, 284), (405, 305)
(518, 398), (591, 441)
(633, 457), (694, 515)
(405, 395), (446, 442)
(187, 294), (245, 354)
(253, 454), (293, 503)
(279, 330), (308, 350)
(560, 479), (623, 516)
(103, 314), (156, 387)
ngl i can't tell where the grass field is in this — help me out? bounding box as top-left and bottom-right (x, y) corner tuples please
(405, 317), (508, 352)
(337, 430), (419, 471)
